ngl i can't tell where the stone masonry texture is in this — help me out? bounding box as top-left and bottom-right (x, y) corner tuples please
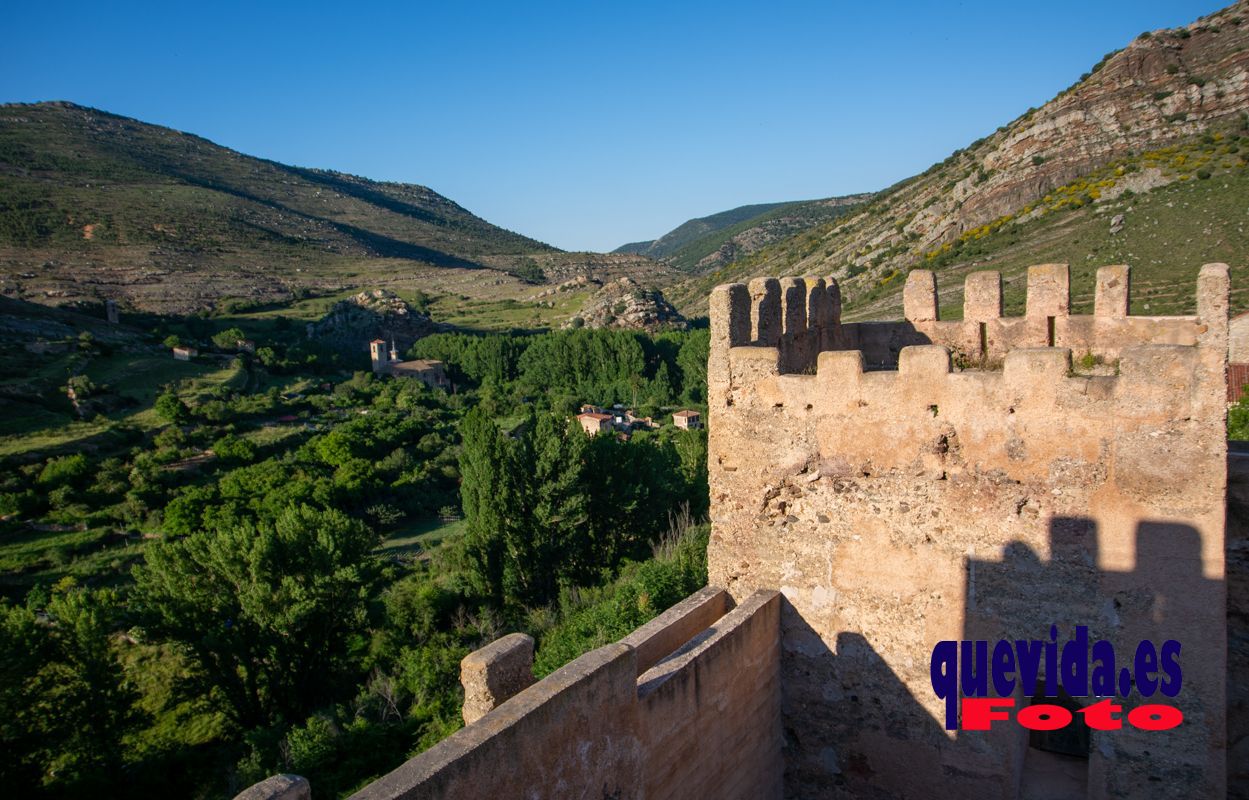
(707, 264), (1228, 799)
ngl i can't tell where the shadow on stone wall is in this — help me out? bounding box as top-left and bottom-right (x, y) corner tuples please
(840, 320), (932, 370)
(1226, 447), (1249, 799)
(780, 617), (950, 798)
(781, 515), (1229, 799)
(962, 518), (1223, 798)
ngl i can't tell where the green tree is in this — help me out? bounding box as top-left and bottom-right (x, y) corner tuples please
(211, 327), (246, 350)
(133, 505), (379, 728)
(1231, 391), (1249, 440)
(676, 329), (710, 403)
(648, 360), (675, 406)
(154, 391), (189, 423)
(0, 587), (138, 795)
(213, 433), (257, 464)
(457, 407), (514, 604)
(674, 428), (710, 518)
(509, 413), (589, 603)
(65, 374), (97, 399)
(37, 454), (91, 488)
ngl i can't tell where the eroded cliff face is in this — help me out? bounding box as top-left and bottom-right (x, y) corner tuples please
(732, 2), (1249, 291)
(957, 13), (1249, 230)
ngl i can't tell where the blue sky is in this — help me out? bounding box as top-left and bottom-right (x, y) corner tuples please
(0, 1), (1229, 251)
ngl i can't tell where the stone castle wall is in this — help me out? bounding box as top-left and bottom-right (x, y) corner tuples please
(347, 587), (783, 800)
(737, 265), (1207, 372)
(707, 264), (1229, 798)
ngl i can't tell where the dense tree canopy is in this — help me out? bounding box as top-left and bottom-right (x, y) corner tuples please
(1, 322), (711, 799)
(1, 585), (137, 795)
(134, 505), (379, 729)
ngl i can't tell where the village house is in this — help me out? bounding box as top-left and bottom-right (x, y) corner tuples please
(172, 346), (198, 361)
(575, 411), (613, 435)
(575, 404), (659, 435)
(672, 409), (701, 430)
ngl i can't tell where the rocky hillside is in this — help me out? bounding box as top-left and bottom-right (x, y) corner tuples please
(309, 289), (443, 355)
(567, 277), (687, 332)
(669, 1), (1249, 315)
(0, 102), (569, 313)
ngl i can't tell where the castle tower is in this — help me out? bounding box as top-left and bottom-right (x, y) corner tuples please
(707, 264), (1229, 798)
(105, 298), (118, 325)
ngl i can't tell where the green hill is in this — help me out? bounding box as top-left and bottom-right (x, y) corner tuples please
(0, 101), (564, 313)
(614, 202), (791, 258)
(616, 196), (869, 274)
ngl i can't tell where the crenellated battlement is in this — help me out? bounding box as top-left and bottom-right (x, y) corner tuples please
(707, 262), (1230, 798)
(710, 263), (1227, 483)
(713, 263), (1223, 373)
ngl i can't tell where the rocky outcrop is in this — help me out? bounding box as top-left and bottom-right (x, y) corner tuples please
(530, 274), (601, 300)
(720, 2), (1249, 294)
(309, 289), (441, 354)
(567, 277), (687, 331)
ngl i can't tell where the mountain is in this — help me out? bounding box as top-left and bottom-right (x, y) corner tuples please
(0, 102), (670, 315)
(667, 1), (1249, 317)
(616, 196), (869, 274)
(615, 202), (791, 258)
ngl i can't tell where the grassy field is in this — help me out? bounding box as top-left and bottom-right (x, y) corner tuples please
(0, 353), (249, 458)
(426, 290), (591, 331)
(0, 524), (145, 598)
(379, 517), (467, 559)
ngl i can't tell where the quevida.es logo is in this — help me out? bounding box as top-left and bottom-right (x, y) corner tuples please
(930, 625), (1183, 732)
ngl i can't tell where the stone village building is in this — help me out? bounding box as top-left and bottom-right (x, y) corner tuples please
(575, 411), (614, 435)
(575, 405), (662, 436)
(369, 338), (450, 391)
(672, 409), (701, 430)
(241, 263), (1242, 800)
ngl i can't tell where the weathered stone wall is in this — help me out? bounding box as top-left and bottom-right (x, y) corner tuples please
(347, 587), (782, 800)
(355, 643), (642, 800)
(707, 264), (1229, 798)
(637, 590), (783, 800)
(833, 265), (1204, 368)
(459, 632), (535, 725)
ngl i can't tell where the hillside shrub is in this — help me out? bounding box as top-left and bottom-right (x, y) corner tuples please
(531, 523), (709, 677)
(37, 454), (91, 488)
